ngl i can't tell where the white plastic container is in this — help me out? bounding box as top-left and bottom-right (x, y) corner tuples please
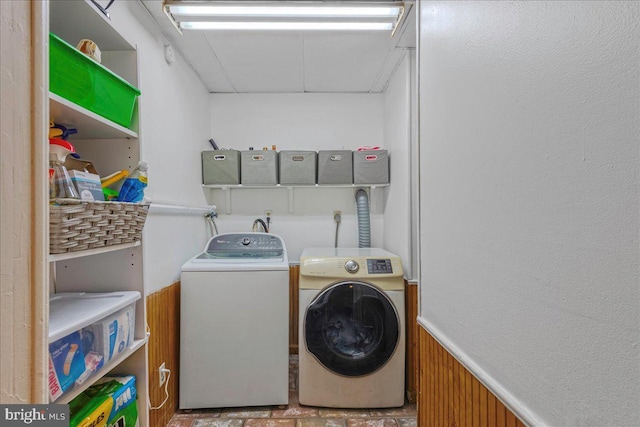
(48, 291), (140, 400)
(49, 291), (140, 343)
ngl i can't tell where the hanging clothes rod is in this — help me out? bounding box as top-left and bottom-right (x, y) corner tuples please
(148, 199), (216, 215)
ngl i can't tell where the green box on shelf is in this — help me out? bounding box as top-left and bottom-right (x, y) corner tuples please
(49, 33), (141, 128)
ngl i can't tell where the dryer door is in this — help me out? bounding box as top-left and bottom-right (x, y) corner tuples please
(304, 281), (400, 377)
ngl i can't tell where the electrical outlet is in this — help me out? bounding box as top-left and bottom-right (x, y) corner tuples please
(159, 362), (167, 386)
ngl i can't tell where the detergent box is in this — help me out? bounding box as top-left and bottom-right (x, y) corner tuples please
(68, 170), (104, 202)
(69, 376), (138, 427)
(48, 331), (87, 401)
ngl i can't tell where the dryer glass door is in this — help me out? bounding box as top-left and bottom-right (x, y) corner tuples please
(304, 281), (400, 377)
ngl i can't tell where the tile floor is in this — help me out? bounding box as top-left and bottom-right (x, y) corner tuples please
(167, 356), (417, 427)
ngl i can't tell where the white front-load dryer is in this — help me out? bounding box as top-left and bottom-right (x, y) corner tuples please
(299, 248), (405, 408)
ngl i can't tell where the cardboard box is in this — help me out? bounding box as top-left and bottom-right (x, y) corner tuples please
(48, 331), (86, 401)
(279, 151), (317, 185)
(202, 150), (241, 185)
(69, 170), (104, 201)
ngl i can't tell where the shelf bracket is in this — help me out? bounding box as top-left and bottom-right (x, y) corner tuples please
(224, 187), (231, 214)
(288, 187), (294, 214)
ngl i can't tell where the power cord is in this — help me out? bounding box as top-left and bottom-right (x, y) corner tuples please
(334, 212), (341, 248)
(252, 218), (268, 233)
(148, 368), (171, 411)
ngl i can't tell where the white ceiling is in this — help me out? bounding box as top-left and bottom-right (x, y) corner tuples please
(139, 1), (416, 93)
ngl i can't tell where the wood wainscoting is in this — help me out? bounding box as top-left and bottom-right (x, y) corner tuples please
(147, 282), (180, 427)
(417, 326), (526, 426)
(405, 281), (419, 403)
(289, 264), (300, 354)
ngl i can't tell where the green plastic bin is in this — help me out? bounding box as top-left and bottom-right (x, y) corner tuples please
(50, 33), (141, 128)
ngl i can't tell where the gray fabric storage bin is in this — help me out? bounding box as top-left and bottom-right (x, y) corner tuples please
(317, 150), (353, 184)
(241, 150), (278, 185)
(353, 150), (389, 184)
(202, 150), (240, 185)
(279, 151), (317, 185)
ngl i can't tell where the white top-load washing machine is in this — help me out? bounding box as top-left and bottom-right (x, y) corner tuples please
(180, 232), (289, 409)
(299, 248), (405, 408)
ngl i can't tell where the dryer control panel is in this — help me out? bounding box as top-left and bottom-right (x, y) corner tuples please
(366, 258), (393, 274)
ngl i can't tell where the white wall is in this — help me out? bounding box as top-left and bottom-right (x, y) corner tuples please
(418, 2), (639, 426)
(107, 2), (212, 293)
(209, 93), (386, 261)
(382, 52), (414, 279)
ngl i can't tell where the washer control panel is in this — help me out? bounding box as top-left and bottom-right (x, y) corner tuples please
(201, 233), (284, 258)
(366, 258), (393, 274)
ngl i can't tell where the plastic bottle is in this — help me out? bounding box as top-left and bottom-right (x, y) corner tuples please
(117, 161), (148, 203)
(49, 138), (79, 199)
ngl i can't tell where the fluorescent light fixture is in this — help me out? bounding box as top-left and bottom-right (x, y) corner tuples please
(163, 1), (404, 32)
(180, 21), (394, 31)
(168, 5), (402, 18)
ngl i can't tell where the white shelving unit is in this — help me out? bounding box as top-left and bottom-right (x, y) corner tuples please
(203, 183), (389, 214)
(48, 1), (148, 425)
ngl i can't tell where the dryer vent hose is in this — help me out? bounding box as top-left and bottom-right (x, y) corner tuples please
(355, 189), (370, 248)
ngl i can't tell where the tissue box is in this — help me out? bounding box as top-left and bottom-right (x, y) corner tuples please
(82, 302), (136, 363)
(69, 170), (104, 201)
(48, 331), (86, 401)
(70, 376), (138, 427)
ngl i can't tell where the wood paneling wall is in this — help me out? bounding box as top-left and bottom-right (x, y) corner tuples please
(417, 326), (526, 426)
(289, 264), (300, 354)
(147, 282), (180, 427)
(405, 282), (418, 403)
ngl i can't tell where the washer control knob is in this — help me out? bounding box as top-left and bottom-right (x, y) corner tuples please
(241, 237), (251, 246)
(345, 260), (359, 273)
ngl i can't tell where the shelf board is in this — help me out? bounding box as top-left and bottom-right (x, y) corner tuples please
(50, 0), (135, 51)
(49, 93), (138, 140)
(49, 241), (141, 262)
(202, 183), (389, 189)
(202, 183), (389, 214)
(55, 337), (148, 404)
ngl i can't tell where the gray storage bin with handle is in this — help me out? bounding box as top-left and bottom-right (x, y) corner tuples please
(317, 150), (353, 184)
(202, 150), (241, 185)
(241, 150), (278, 185)
(353, 149), (389, 184)
(279, 151), (317, 185)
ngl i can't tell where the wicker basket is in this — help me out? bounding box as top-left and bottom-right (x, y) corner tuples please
(50, 199), (149, 254)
